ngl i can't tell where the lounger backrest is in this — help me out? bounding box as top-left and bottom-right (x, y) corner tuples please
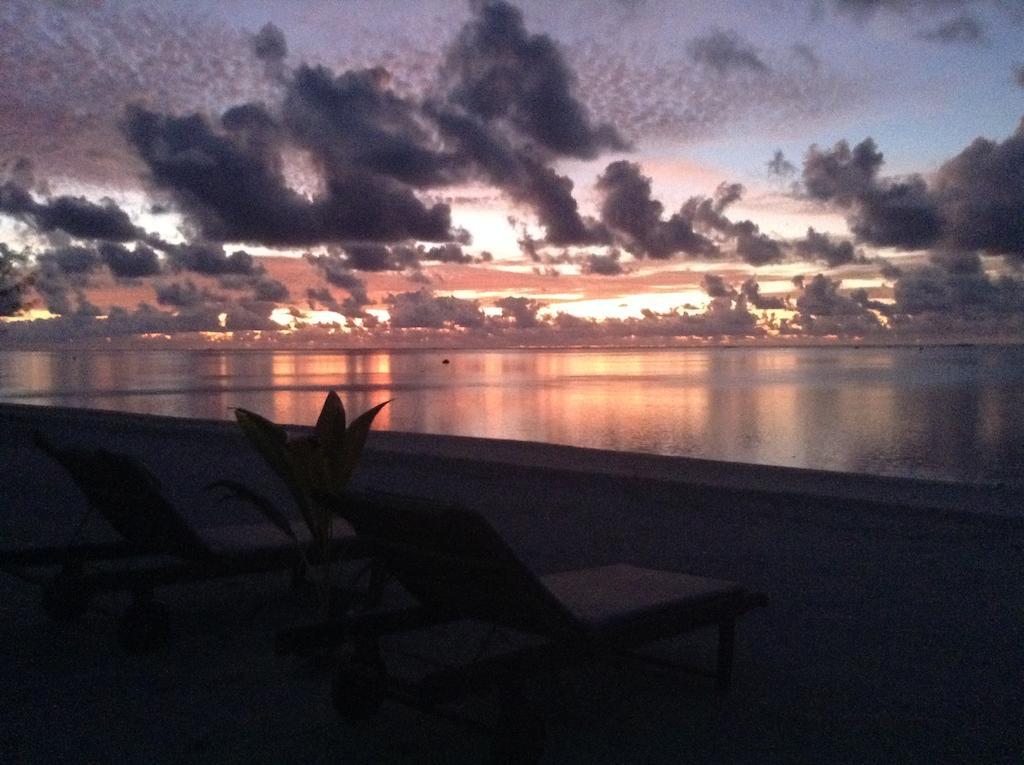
(36, 435), (212, 561)
(329, 490), (585, 640)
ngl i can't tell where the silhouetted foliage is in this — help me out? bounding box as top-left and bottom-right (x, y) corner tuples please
(219, 391), (389, 613)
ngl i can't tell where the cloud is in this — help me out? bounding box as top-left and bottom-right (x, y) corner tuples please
(432, 107), (607, 246)
(680, 183), (785, 265)
(918, 14), (987, 43)
(285, 65), (460, 189)
(386, 289), (486, 329)
(741, 278), (788, 309)
(99, 242), (161, 278)
(123, 106), (457, 247)
(422, 243), (473, 264)
(164, 244), (263, 276)
(931, 117), (1024, 263)
(304, 253), (370, 306)
(796, 273), (871, 316)
(767, 150), (797, 178)
(340, 243), (416, 272)
(251, 276), (289, 302)
(1016, 64), (1024, 88)
(702, 273), (734, 298)
(596, 161), (715, 259)
(0, 183), (144, 242)
(687, 29), (769, 75)
(801, 137), (941, 249)
(801, 119), (1024, 266)
(38, 246), (100, 276)
(442, 0), (626, 159)
(793, 227), (861, 267)
(155, 280), (218, 308)
(251, 22), (287, 63)
(494, 296), (544, 328)
(581, 249), (625, 275)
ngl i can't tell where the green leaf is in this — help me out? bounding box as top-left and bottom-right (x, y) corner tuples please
(236, 407), (311, 522)
(205, 479), (297, 541)
(315, 391), (346, 454)
(337, 400), (391, 489)
(235, 408), (289, 477)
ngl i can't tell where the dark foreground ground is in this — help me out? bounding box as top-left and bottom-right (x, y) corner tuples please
(1, 404), (1022, 764)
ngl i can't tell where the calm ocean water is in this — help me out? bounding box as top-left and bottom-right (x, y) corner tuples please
(1, 345), (1022, 484)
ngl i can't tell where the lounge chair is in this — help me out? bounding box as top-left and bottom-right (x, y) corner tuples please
(0, 435), (364, 651)
(278, 489), (767, 761)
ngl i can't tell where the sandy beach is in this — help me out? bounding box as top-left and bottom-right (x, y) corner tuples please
(2, 402), (1022, 764)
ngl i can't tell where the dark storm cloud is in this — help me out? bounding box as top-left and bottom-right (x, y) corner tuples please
(918, 14), (986, 43)
(432, 108), (607, 246)
(38, 246), (100, 276)
(581, 250), (625, 275)
(155, 280), (225, 309)
(801, 137), (942, 250)
(851, 177), (941, 248)
(803, 138), (884, 205)
(494, 296), (544, 328)
(304, 253), (370, 306)
(594, 163), (787, 266)
(386, 289), (486, 329)
(681, 183), (784, 265)
(687, 29), (769, 75)
(741, 278), (788, 310)
(767, 150), (797, 179)
(878, 258), (904, 279)
(930, 249), (983, 274)
(251, 22), (287, 63)
(804, 119), (1024, 263)
(0, 183), (143, 242)
(306, 287), (342, 313)
(422, 243), (473, 264)
(284, 65), (461, 189)
(796, 274), (870, 316)
(793, 228), (861, 267)
(442, 0), (626, 159)
(595, 161), (715, 259)
(123, 106), (456, 246)
(932, 117), (1024, 263)
(341, 243), (417, 272)
(702, 273), (733, 298)
(99, 242), (161, 278)
(164, 243), (262, 276)
(251, 276), (289, 302)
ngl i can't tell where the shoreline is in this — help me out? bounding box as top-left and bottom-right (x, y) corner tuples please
(1, 401), (1019, 520)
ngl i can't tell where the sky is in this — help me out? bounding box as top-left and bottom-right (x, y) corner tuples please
(0, 0), (1023, 348)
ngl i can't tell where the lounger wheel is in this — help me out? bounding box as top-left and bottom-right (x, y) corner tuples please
(41, 571), (93, 622)
(117, 596), (171, 653)
(492, 688), (545, 764)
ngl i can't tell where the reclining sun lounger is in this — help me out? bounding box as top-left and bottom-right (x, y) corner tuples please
(278, 489), (767, 761)
(0, 436), (364, 651)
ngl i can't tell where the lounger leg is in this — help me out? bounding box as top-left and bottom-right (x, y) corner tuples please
(716, 617), (735, 691)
